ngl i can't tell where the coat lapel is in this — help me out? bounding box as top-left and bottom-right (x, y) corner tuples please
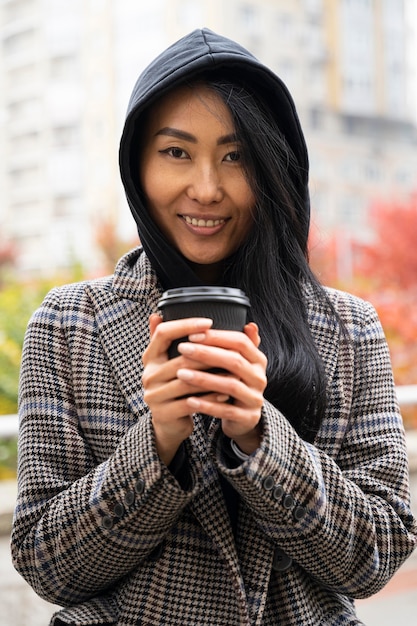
(85, 249), (162, 418)
(188, 418), (250, 614)
(306, 286), (355, 454)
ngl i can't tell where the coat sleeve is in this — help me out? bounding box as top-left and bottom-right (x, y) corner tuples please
(213, 296), (417, 599)
(11, 287), (200, 606)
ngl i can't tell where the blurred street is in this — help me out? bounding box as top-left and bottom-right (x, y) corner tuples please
(0, 469), (416, 626)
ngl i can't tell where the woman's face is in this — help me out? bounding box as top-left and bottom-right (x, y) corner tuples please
(139, 84), (256, 282)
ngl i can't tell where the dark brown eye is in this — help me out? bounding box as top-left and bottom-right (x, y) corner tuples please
(169, 147), (187, 159)
(225, 151), (241, 162)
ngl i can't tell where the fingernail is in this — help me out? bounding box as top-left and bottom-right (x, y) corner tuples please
(193, 318), (213, 329)
(177, 342), (194, 354)
(177, 368), (194, 381)
(186, 397), (201, 409)
(217, 394), (230, 402)
(188, 333), (206, 342)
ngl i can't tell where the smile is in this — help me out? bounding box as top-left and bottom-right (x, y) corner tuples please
(182, 216), (226, 228)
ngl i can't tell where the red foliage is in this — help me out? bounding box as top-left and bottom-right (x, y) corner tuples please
(0, 240), (17, 267)
(0, 240), (18, 286)
(309, 193), (417, 428)
(94, 218), (138, 274)
(358, 194), (417, 289)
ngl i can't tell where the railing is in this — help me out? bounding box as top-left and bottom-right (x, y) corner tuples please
(395, 385), (417, 406)
(0, 414), (19, 438)
(1, 386), (417, 439)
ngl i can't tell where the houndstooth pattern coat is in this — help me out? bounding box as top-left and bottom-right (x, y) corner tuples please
(11, 248), (417, 625)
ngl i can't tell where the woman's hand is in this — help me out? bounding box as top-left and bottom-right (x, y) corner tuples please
(142, 314), (216, 465)
(176, 322), (267, 455)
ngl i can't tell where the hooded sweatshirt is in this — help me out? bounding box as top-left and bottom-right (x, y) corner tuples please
(119, 27), (310, 290)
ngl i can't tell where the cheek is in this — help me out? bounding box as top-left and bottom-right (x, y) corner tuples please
(140, 165), (170, 215)
(140, 162), (158, 201)
(237, 186), (256, 230)
(231, 172), (256, 207)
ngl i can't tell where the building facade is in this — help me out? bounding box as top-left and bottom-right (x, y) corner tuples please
(0, 0), (416, 274)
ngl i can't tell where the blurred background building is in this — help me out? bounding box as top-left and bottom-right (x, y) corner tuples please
(0, 0), (416, 274)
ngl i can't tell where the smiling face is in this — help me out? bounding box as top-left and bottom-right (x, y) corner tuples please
(139, 84), (256, 283)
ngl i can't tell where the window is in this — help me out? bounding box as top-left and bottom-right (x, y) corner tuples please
(7, 97), (42, 122)
(239, 4), (260, 36)
(2, 29), (36, 56)
(53, 195), (79, 218)
(363, 161), (382, 183)
(51, 125), (80, 148)
(9, 200), (40, 217)
(3, 0), (35, 24)
(8, 130), (39, 153)
(50, 55), (80, 80)
(8, 63), (36, 85)
(8, 165), (40, 187)
(276, 12), (294, 40)
(178, 0), (203, 30)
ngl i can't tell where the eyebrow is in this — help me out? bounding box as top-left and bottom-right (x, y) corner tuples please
(154, 127), (239, 145)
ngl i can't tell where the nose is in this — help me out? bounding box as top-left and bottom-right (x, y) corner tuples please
(187, 162), (224, 205)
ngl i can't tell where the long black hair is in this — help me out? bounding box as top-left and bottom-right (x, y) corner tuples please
(134, 74), (334, 442)
(203, 76), (334, 442)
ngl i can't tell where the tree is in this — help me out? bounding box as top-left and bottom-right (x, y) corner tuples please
(359, 194), (417, 290)
(95, 217), (138, 274)
(309, 192), (417, 428)
(0, 239), (17, 287)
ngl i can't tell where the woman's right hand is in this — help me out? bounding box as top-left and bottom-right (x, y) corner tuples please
(142, 314), (214, 465)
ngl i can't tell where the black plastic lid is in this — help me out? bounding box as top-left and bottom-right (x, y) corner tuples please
(157, 286), (250, 310)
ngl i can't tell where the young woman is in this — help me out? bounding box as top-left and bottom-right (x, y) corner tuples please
(12, 28), (417, 625)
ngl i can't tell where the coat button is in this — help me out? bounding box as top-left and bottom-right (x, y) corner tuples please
(283, 494), (295, 509)
(272, 547), (293, 572)
(293, 505), (306, 521)
(124, 490), (136, 507)
(113, 502), (125, 518)
(273, 484), (284, 500)
(263, 476), (275, 491)
(135, 478), (145, 494)
(101, 515), (114, 530)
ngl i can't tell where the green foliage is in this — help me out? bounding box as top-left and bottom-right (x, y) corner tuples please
(0, 280), (47, 413)
(0, 437), (17, 480)
(0, 268), (88, 478)
(0, 269), (85, 415)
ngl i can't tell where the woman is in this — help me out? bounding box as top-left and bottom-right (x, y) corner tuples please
(12, 28), (417, 625)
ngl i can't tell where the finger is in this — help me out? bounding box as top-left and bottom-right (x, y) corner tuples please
(143, 317), (213, 363)
(184, 394), (262, 434)
(244, 322), (261, 348)
(144, 353), (212, 391)
(149, 313), (163, 338)
(176, 342), (267, 391)
(144, 378), (207, 406)
(187, 328), (266, 367)
(148, 389), (219, 423)
(176, 367), (264, 407)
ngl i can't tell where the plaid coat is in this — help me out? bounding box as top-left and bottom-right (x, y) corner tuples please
(12, 248), (417, 625)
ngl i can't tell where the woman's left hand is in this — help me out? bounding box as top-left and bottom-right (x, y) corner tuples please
(176, 322), (267, 455)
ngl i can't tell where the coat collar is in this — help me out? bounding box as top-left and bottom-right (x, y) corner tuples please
(110, 246), (162, 302)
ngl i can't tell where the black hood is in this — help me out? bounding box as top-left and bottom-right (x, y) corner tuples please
(119, 28), (310, 289)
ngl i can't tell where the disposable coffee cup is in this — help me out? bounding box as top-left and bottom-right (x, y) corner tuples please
(157, 286), (251, 362)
